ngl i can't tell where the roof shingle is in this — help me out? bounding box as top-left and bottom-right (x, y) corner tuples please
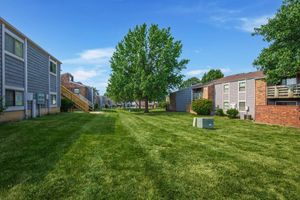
(192, 71), (265, 89)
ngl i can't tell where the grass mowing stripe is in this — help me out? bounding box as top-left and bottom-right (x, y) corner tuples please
(118, 111), (300, 199)
(0, 111), (299, 199)
(134, 112), (300, 159)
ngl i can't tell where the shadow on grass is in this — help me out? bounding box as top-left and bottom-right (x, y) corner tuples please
(0, 112), (116, 188)
(100, 109), (117, 113)
(131, 110), (190, 116)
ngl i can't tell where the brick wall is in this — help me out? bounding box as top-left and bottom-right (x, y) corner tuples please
(61, 73), (88, 98)
(256, 105), (300, 128)
(203, 85), (214, 101)
(255, 79), (267, 106)
(255, 79), (300, 128)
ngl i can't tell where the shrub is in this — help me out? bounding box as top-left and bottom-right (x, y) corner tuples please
(158, 101), (169, 109)
(158, 101), (166, 108)
(215, 108), (225, 116)
(226, 108), (239, 119)
(0, 96), (6, 115)
(94, 103), (99, 110)
(61, 98), (74, 112)
(191, 98), (213, 115)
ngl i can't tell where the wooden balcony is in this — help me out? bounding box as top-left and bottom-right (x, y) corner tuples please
(267, 84), (300, 98)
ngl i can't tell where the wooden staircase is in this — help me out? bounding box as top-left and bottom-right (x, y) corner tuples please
(61, 85), (90, 112)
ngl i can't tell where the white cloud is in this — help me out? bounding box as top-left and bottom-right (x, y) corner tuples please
(220, 67), (231, 73)
(186, 67), (231, 76)
(62, 47), (114, 93)
(63, 47), (114, 65)
(186, 69), (209, 76)
(91, 82), (109, 90)
(162, 3), (240, 16)
(80, 48), (114, 60)
(210, 14), (274, 33)
(64, 67), (109, 93)
(238, 15), (273, 33)
(72, 69), (98, 82)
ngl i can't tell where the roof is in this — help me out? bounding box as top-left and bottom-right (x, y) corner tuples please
(192, 71), (265, 89)
(213, 71), (265, 84)
(0, 17), (62, 64)
(170, 86), (192, 94)
(61, 73), (73, 77)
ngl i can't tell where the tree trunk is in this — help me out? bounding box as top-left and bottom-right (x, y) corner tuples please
(144, 97), (149, 113)
(139, 100), (141, 109)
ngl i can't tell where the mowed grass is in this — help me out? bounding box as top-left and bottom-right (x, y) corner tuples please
(0, 111), (299, 199)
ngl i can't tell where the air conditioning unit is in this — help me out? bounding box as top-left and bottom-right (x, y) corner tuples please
(193, 118), (214, 129)
(245, 106), (249, 111)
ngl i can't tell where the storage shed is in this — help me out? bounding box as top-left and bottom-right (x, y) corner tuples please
(167, 87), (192, 112)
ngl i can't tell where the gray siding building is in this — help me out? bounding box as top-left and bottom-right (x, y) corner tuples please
(175, 87), (192, 112)
(0, 17), (61, 122)
(172, 71), (265, 120)
(168, 87), (192, 112)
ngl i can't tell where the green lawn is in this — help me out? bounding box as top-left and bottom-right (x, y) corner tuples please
(0, 111), (299, 199)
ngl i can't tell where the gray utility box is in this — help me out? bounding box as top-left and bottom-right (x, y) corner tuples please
(193, 118), (214, 129)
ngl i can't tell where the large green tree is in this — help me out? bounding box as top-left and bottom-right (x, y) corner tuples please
(253, 0), (300, 84)
(201, 69), (224, 84)
(107, 24), (189, 112)
(180, 77), (201, 89)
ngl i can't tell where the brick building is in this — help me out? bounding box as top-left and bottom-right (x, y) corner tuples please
(190, 71), (264, 118)
(169, 71), (300, 128)
(255, 78), (300, 128)
(61, 73), (88, 98)
(61, 73), (98, 109)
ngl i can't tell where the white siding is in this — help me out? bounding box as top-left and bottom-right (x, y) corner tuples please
(0, 23), (2, 96)
(246, 79), (255, 118)
(215, 84), (223, 109)
(239, 92), (246, 101)
(215, 79), (256, 119)
(229, 82), (238, 108)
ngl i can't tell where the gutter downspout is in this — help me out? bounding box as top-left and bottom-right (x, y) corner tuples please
(2, 24), (5, 107)
(48, 56), (50, 114)
(24, 38), (28, 119)
(91, 87), (94, 110)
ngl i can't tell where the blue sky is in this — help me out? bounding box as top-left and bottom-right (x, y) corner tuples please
(0, 0), (282, 94)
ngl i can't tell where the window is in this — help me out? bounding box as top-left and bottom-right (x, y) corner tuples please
(69, 76), (74, 82)
(239, 102), (246, 111)
(239, 81), (246, 92)
(193, 92), (202, 100)
(5, 33), (24, 58)
(281, 78), (296, 86)
(15, 91), (23, 106)
(5, 90), (14, 107)
(74, 88), (80, 94)
(223, 84), (229, 94)
(51, 94), (57, 105)
(275, 101), (297, 106)
(223, 101), (229, 110)
(50, 61), (57, 74)
(5, 90), (24, 106)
